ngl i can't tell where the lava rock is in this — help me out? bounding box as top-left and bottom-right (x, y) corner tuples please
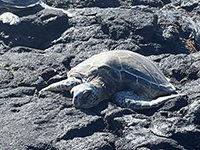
(0, 7), (69, 49)
(1, 0), (200, 150)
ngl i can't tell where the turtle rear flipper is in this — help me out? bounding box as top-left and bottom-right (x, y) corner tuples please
(114, 91), (184, 110)
(39, 77), (82, 95)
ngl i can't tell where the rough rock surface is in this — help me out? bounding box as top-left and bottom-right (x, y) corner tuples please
(1, 0), (200, 150)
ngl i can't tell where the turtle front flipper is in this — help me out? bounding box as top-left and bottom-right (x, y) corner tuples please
(0, 12), (20, 25)
(113, 91), (184, 110)
(39, 77), (82, 95)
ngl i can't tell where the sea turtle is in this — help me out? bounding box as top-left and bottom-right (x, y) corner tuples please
(0, 0), (73, 25)
(39, 50), (181, 110)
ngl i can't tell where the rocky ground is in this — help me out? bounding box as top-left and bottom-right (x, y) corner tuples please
(0, 0), (200, 149)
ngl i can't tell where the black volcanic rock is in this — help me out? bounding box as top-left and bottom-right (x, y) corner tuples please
(1, 1), (200, 150)
(0, 7), (69, 49)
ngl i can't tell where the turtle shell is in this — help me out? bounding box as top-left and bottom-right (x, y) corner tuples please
(0, 0), (40, 8)
(68, 50), (175, 99)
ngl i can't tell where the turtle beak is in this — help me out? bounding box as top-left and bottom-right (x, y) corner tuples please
(71, 87), (84, 108)
(73, 95), (81, 107)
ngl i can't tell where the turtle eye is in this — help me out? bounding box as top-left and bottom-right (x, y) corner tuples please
(82, 90), (91, 100)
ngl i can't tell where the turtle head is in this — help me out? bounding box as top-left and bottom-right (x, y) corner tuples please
(70, 83), (101, 108)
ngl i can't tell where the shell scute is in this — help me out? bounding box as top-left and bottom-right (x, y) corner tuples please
(100, 56), (122, 71)
(119, 55), (158, 84)
(120, 70), (137, 82)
